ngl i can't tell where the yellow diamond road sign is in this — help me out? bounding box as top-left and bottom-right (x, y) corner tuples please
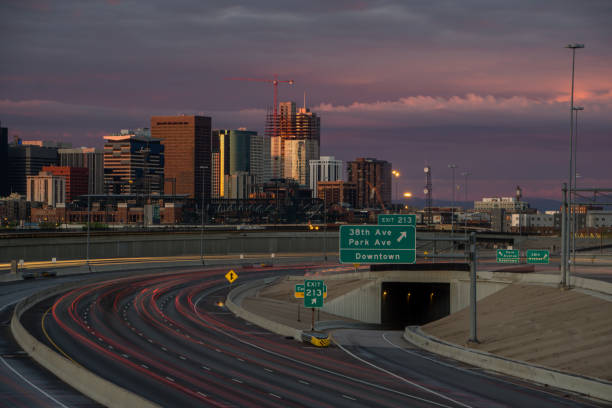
(225, 269), (238, 284)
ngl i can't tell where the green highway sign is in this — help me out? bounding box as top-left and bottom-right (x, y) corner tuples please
(378, 214), (416, 226)
(496, 249), (519, 264)
(527, 250), (550, 264)
(295, 283), (326, 299)
(339, 225), (416, 264)
(304, 280), (325, 308)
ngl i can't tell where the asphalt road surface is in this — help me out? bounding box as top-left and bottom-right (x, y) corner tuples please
(21, 265), (608, 408)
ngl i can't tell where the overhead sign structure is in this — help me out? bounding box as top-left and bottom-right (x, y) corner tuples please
(378, 214), (416, 226)
(295, 283), (326, 299)
(527, 250), (550, 264)
(225, 269), (238, 284)
(496, 249), (519, 264)
(304, 280), (325, 308)
(339, 225), (416, 264)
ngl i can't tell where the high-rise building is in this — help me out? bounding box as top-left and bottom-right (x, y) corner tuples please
(211, 129), (270, 197)
(309, 156), (343, 198)
(224, 172), (257, 199)
(42, 166), (88, 202)
(151, 116), (211, 200)
(267, 101), (320, 180)
(27, 171), (66, 207)
(0, 124), (8, 197)
(317, 180), (357, 208)
(7, 143), (59, 196)
(59, 147), (104, 194)
(283, 138), (319, 187)
(103, 129), (164, 195)
(347, 158), (392, 209)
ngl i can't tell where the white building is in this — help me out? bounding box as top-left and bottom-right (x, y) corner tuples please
(224, 172), (257, 199)
(587, 211), (612, 228)
(309, 156), (343, 197)
(26, 171), (66, 207)
(249, 134), (271, 184)
(510, 213), (555, 228)
(475, 197), (529, 211)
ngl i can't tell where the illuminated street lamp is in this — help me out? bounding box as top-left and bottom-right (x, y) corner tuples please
(571, 106), (584, 275)
(392, 170), (400, 206)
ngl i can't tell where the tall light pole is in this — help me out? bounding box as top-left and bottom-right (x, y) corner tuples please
(448, 164), (457, 258)
(461, 171), (471, 241)
(572, 106), (584, 274)
(564, 42), (584, 285)
(392, 170), (400, 208)
(200, 165), (208, 266)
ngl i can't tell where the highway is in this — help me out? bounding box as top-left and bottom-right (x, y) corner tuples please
(20, 265), (604, 407)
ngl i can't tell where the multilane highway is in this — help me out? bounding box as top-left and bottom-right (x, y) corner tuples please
(21, 265), (603, 407)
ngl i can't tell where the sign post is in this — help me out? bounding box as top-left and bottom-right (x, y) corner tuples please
(339, 225), (416, 264)
(304, 280), (325, 330)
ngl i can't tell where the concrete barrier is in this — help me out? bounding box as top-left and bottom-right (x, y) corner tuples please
(11, 278), (160, 408)
(225, 278), (302, 341)
(403, 326), (612, 402)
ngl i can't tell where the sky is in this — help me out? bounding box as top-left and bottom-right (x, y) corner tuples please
(1, 0), (611, 201)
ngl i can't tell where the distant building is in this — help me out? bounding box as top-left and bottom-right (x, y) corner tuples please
(21, 140), (72, 148)
(58, 147), (104, 194)
(268, 101), (320, 179)
(474, 197), (529, 212)
(587, 211), (612, 229)
(309, 156), (343, 198)
(317, 180), (356, 208)
(224, 172), (257, 199)
(0, 124), (8, 197)
(283, 138), (319, 187)
(347, 158), (392, 209)
(26, 171), (66, 207)
(103, 129), (164, 195)
(7, 143), (59, 196)
(42, 166), (88, 202)
(151, 116), (211, 200)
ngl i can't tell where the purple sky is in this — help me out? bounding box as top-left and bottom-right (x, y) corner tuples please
(1, 0), (611, 201)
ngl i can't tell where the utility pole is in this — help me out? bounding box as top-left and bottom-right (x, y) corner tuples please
(200, 165), (208, 266)
(469, 232), (479, 343)
(449, 164), (457, 258)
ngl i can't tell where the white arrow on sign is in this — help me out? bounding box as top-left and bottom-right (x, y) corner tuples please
(311, 298), (317, 305)
(397, 231), (407, 243)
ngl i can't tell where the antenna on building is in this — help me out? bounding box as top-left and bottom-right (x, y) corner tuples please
(303, 91), (306, 110)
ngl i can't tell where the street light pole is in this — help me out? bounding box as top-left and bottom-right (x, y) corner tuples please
(200, 165), (208, 266)
(564, 43), (584, 284)
(461, 171), (471, 241)
(392, 170), (400, 209)
(572, 106), (584, 275)
(86, 193), (91, 271)
(449, 164), (457, 258)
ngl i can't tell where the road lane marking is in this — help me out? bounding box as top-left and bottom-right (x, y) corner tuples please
(269, 393), (281, 399)
(141, 364), (149, 369)
(41, 307), (80, 365)
(342, 394), (356, 401)
(264, 368), (273, 373)
(232, 378), (243, 383)
(197, 391), (207, 398)
(179, 355), (187, 360)
(165, 376), (175, 382)
(201, 366), (210, 371)
(298, 379), (309, 385)
(333, 333), (473, 408)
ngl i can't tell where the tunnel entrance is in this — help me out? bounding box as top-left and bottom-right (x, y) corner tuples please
(381, 282), (450, 329)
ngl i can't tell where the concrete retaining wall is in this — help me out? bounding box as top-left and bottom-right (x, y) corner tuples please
(11, 278), (160, 408)
(225, 278), (302, 341)
(0, 231), (339, 263)
(404, 326), (612, 402)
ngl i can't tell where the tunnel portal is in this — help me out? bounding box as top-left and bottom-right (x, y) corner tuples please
(381, 282), (450, 329)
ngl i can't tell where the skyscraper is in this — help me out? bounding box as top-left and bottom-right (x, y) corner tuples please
(7, 143), (59, 196)
(347, 158), (392, 209)
(309, 156), (343, 198)
(212, 129), (270, 197)
(103, 129), (164, 195)
(151, 116), (211, 200)
(283, 138), (318, 187)
(267, 101), (320, 182)
(58, 147), (104, 194)
(0, 124), (8, 197)
(42, 166), (88, 202)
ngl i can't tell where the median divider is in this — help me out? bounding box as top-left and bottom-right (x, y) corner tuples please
(403, 326), (612, 403)
(11, 277), (160, 408)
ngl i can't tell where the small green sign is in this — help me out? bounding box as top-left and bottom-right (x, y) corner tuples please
(304, 280), (324, 308)
(378, 214), (416, 226)
(527, 250), (550, 264)
(496, 249), (519, 263)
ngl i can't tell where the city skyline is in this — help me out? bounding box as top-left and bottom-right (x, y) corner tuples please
(2, 1), (611, 200)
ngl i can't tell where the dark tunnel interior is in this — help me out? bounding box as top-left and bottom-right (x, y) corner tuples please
(381, 282), (450, 329)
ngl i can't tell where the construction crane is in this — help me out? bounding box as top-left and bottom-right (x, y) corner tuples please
(225, 74), (294, 137)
